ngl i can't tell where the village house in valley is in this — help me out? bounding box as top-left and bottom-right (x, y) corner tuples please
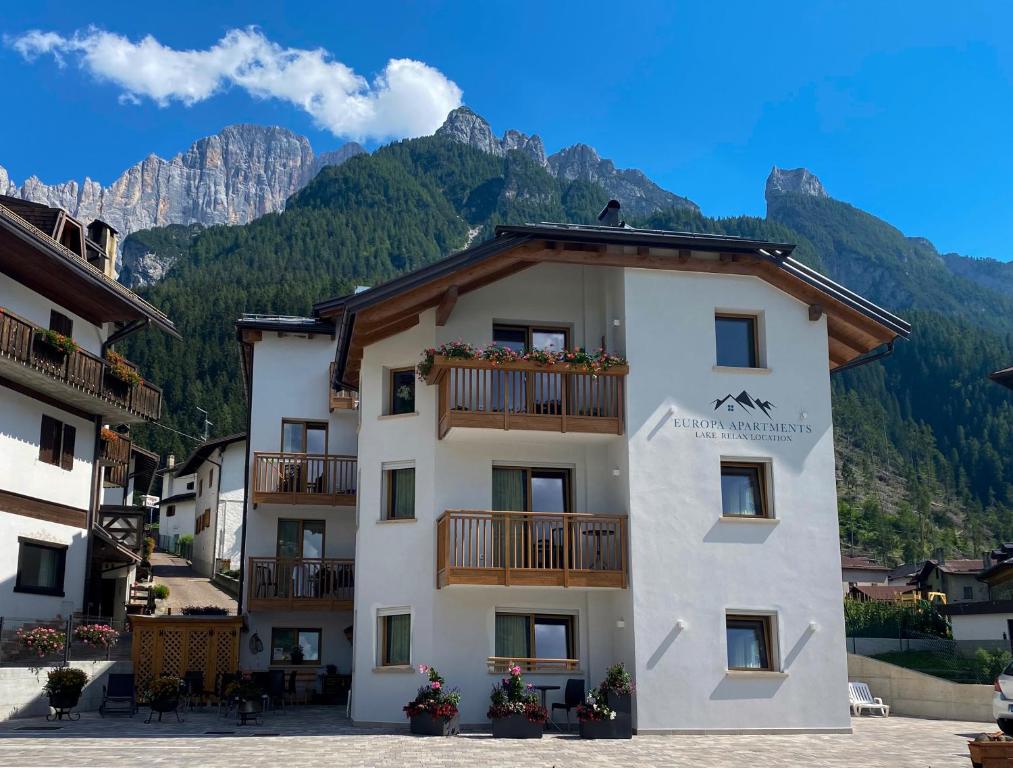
(0, 196), (177, 622)
(235, 202), (910, 732)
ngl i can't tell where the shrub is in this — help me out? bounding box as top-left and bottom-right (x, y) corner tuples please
(43, 668), (87, 698)
(599, 662), (635, 696)
(404, 664), (461, 720)
(180, 605), (229, 616)
(974, 648), (1013, 682)
(178, 534), (194, 545)
(74, 624), (120, 648)
(143, 536), (155, 560)
(17, 626), (66, 657)
(151, 584), (170, 600)
(147, 676), (181, 701)
(843, 598), (950, 639)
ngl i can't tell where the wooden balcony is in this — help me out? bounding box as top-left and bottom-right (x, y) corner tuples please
(425, 356), (626, 439)
(251, 452), (357, 506)
(436, 510), (628, 589)
(487, 657), (580, 673)
(247, 557), (354, 611)
(97, 506), (145, 557)
(328, 361), (358, 411)
(0, 308), (162, 421)
(100, 435), (131, 487)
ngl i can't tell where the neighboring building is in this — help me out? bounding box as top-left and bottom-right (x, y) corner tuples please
(157, 459), (196, 552)
(909, 558), (990, 604)
(943, 601), (1013, 653)
(172, 433), (247, 576)
(840, 554), (890, 592)
(236, 204), (910, 732)
(0, 195), (177, 621)
(847, 584), (919, 602)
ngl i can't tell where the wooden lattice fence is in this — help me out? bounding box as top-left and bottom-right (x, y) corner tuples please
(129, 616), (241, 690)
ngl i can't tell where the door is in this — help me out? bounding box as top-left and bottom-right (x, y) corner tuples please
(277, 520), (325, 596)
(491, 325), (569, 413)
(281, 421), (328, 493)
(492, 467), (571, 568)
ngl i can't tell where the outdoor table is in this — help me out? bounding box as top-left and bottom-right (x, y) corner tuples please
(531, 684), (561, 730)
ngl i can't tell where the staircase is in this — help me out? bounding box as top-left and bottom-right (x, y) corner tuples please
(127, 583), (153, 615)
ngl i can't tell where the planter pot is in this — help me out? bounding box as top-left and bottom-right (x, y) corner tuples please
(491, 714), (543, 739)
(47, 690), (82, 721)
(606, 692), (633, 738)
(150, 697), (179, 714)
(969, 739), (1013, 768)
(579, 719), (619, 739)
(237, 697), (264, 726)
(410, 712), (460, 736)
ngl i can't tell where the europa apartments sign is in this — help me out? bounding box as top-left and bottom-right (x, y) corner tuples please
(673, 390), (813, 443)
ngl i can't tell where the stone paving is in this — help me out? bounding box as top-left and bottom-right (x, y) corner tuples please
(149, 552), (236, 615)
(0, 707), (992, 767)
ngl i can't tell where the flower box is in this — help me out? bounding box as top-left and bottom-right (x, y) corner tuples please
(969, 736), (1013, 767)
(410, 712), (460, 736)
(424, 355), (628, 385)
(491, 713), (543, 739)
(579, 718), (617, 739)
(606, 691), (633, 739)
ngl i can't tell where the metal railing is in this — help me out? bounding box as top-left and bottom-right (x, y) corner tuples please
(0, 308), (162, 420)
(0, 615), (131, 667)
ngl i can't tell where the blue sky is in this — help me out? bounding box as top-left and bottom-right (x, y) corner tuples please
(1, 1), (1010, 259)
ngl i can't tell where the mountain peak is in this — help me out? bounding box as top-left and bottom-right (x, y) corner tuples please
(765, 166), (828, 201)
(436, 107), (546, 166)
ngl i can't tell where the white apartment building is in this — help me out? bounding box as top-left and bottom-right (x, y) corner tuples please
(158, 463), (196, 551)
(0, 195), (177, 621)
(236, 204), (909, 733)
(171, 433), (247, 577)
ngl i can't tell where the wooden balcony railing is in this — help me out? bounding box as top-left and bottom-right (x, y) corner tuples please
(487, 657), (580, 673)
(436, 510), (628, 589)
(97, 506), (145, 556)
(100, 436), (131, 487)
(328, 361), (358, 411)
(247, 557), (354, 610)
(251, 452), (357, 506)
(0, 308), (162, 421)
(426, 357), (626, 439)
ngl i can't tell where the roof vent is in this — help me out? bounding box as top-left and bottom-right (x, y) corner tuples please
(597, 200), (623, 227)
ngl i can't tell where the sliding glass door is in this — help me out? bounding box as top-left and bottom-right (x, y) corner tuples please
(492, 467), (571, 568)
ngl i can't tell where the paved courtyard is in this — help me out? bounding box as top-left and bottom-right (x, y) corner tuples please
(0, 708), (992, 767)
(149, 551), (237, 615)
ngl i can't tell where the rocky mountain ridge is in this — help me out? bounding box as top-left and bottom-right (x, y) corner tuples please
(435, 107), (698, 216)
(0, 125), (365, 236)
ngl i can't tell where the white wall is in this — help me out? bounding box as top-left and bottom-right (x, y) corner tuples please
(951, 613), (1013, 643)
(159, 472), (195, 541)
(0, 513), (88, 617)
(214, 440), (246, 569)
(623, 267), (849, 733)
(841, 568), (890, 591)
(0, 273), (105, 356)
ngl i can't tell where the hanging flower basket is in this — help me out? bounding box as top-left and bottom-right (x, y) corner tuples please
(34, 328), (78, 356)
(17, 626), (66, 658)
(104, 350), (143, 388)
(74, 623), (120, 648)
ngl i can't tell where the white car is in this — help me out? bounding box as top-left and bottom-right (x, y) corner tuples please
(993, 665), (1013, 734)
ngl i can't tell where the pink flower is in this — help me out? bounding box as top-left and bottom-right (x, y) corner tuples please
(526, 683), (534, 689)
(509, 665), (521, 676)
(418, 664), (429, 674)
(431, 681), (441, 690)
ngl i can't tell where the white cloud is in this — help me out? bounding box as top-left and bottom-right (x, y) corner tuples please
(9, 26), (463, 141)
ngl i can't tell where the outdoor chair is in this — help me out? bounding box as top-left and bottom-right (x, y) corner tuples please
(266, 669), (287, 712)
(849, 681), (890, 717)
(551, 678), (585, 731)
(217, 672), (239, 718)
(99, 673), (136, 717)
(183, 671), (206, 710)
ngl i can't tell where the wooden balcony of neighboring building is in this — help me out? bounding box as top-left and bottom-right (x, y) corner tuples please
(247, 557), (354, 611)
(100, 433), (131, 487)
(328, 361), (358, 411)
(94, 505), (146, 561)
(436, 510), (628, 589)
(0, 308), (162, 422)
(251, 452), (357, 506)
(424, 356), (626, 439)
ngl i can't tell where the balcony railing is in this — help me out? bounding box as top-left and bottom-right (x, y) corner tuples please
(328, 362), (358, 411)
(247, 557), (354, 610)
(97, 506), (145, 556)
(487, 657), (580, 673)
(426, 357), (626, 438)
(100, 436), (131, 487)
(0, 308), (162, 421)
(436, 510), (628, 589)
(251, 452), (357, 506)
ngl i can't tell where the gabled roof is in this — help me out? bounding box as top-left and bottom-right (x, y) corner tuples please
(159, 491), (196, 506)
(0, 197), (179, 337)
(309, 220), (911, 390)
(911, 559), (986, 585)
(841, 555), (889, 571)
(991, 366), (1013, 390)
(174, 432), (247, 477)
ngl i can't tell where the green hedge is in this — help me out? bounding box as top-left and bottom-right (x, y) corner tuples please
(844, 598), (950, 638)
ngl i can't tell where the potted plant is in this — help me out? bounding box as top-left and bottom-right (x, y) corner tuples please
(105, 350), (143, 388)
(404, 664), (461, 736)
(487, 664), (547, 739)
(225, 674), (264, 725)
(599, 663), (634, 738)
(16, 625), (66, 667)
(970, 732), (1013, 767)
(74, 623), (120, 649)
(43, 667), (87, 721)
(577, 687), (618, 739)
(289, 644), (305, 665)
(145, 676), (182, 722)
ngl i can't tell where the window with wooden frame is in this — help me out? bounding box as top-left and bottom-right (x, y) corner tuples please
(48, 310), (73, 338)
(199, 477), (204, 495)
(281, 419), (328, 454)
(387, 368), (416, 415)
(492, 467), (572, 513)
(494, 612), (576, 670)
(209, 467), (214, 487)
(383, 464), (415, 520)
(377, 611), (411, 667)
(725, 614), (776, 671)
(715, 313), (760, 368)
(720, 461), (770, 518)
(38, 414), (76, 470)
(14, 538), (67, 596)
(270, 627), (321, 665)
(276, 519), (325, 559)
(492, 324), (570, 354)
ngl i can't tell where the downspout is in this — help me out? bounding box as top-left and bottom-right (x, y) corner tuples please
(83, 414), (103, 615)
(102, 318), (149, 352)
(830, 340), (896, 376)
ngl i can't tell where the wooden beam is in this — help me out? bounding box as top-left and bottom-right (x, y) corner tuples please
(240, 329), (263, 343)
(354, 315), (420, 348)
(435, 285), (459, 327)
(808, 304), (824, 322)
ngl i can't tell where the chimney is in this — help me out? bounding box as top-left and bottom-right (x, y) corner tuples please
(166, 454), (176, 469)
(87, 220), (119, 280)
(933, 547), (945, 565)
(597, 199), (623, 227)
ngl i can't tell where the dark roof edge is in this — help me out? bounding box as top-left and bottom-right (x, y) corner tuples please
(494, 223), (796, 254)
(0, 204), (179, 339)
(159, 491), (197, 506)
(941, 600), (1013, 616)
(174, 432), (247, 477)
(235, 315), (336, 335)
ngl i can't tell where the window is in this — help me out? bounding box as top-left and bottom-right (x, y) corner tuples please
(166, 505), (176, 518)
(276, 519), (325, 559)
(726, 614), (776, 671)
(492, 467), (571, 512)
(495, 613), (575, 668)
(39, 415), (76, 470)
(209, 468), (214, 487)
(388, 368), (416, 415)
(384, 466), (415, 520)
(15, 538), (67, 596)
(199, 478), (204, 495)
(715, 314), (759, 368)
(378, 612), (411, 667)
(48, 310), (73, 338)
(493, 324), (569, 353)
(270, 628), (321, 665)
(186, 481), (194, 491)
(963, 586), (974, 600)
(720, 461), (770, 518)
(282, 420), (328, 454)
